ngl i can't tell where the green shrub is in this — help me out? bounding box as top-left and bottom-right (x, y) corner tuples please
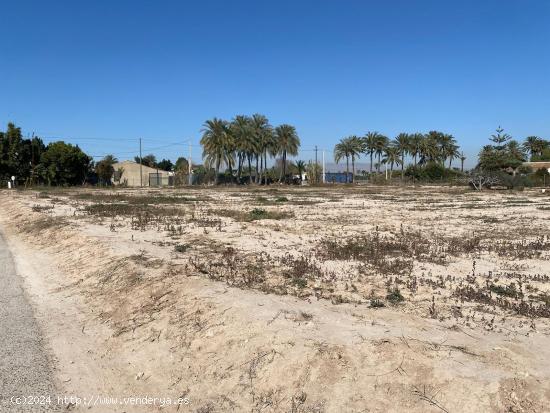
(386, 287), (405, 304)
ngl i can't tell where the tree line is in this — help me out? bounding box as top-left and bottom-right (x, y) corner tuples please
(200, 115), (300, 184)
(0, 123), (91, 186)
(334, 131), (463, 183)
(1, 120), (548, 187)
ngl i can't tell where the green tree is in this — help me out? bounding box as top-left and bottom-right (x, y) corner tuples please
(230, 115), (254, 182)
(334, 139), (351, 183)
(134, 154), (157, 168)
(363, 131), (381, 173)
(251, 114), (272, 184)
(523, 136), (549, 160)
(200, 118), (234, 185)
(393, 133), (410, 179)
(334, 136), (362, 183)
(40, 141), (92, 185)
(294, 160), (306, 183)
(382, 145), (402, 178)
(374, 135), (389, 173)
(409, 133), (424, 166)
(478, 127), (524, 172)
(95, 154), (118, 185)
(274, 124), (300, 183)
(156, 159), (173, 171)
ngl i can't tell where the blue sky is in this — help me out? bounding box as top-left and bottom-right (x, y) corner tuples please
(1, 0), (550, 168)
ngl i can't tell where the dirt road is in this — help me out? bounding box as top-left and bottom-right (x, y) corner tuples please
(0, 231), (58, 412)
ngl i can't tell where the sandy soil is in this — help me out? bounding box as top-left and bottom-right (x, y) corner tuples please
(1, 185), (550, 412)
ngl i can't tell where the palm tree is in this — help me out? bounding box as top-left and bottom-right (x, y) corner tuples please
(374, 135), (389, 173)
(445, 143), (460, 168)
(200, 118), (234, 185)
(363, 132), (380, 173)
(274, 124), (300, 183)
(409, 133), (424, 166)
(419, 134), (439, 165)
(334, 139), (351, 183)
(230, 115), (253, 181)
(351, 136), (364, 182)
(251, 114), (271, 184)
(523, 136), (547, 159)
(393, 133), (409, 179)
(382, 146), (402, 179)
(508, 140), (526, 162)
(295, 160), (306, 183)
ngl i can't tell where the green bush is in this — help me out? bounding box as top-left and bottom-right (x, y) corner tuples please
(405, 162), (462, 181)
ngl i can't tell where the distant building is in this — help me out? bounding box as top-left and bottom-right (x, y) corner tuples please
(523, 161), (550, 174)
(111, 160), (173, 187)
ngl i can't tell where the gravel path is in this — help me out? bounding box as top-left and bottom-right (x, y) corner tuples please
(0, 232), (58, 412)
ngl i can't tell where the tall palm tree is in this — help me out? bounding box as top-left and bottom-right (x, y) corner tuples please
(334, 139), (351, 183)
(348, 136), (363, 182)
(251, 114), (271, 184)
(460, 152), (466, 172)
(508, 140), (526, 162)
(230, 115), (253, 181)
(409, 133), (424, 166)
(200, 118), (234, 185)
(363, 132), (380, 173)
(445, 143), (460, 168)
(374, 135), (389, 173)
(274, 124), (300, 183)
(382, 146), (402, 179)
(419, 134), (440, 165)
(393, 133), (409, 179)
(523, 136), (547, 160)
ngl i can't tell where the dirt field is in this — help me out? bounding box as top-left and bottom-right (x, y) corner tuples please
(1, 185), (550, 412)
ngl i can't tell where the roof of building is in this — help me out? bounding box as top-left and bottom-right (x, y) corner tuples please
(524, 161), (550, 169)
(113, 160), (171, 175)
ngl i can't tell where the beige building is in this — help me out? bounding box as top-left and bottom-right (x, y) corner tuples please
(523, 161), (550, 174)
(112, 160), (173, 187)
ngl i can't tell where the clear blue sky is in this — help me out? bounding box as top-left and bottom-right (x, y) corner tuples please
(2, 0), (550, 167)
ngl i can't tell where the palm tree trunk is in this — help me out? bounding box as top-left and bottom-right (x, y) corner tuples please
(401, 154), (405, 180)
(247, 155), (252, 185)
(377, 153), (381, 173)
(346, 157), (349, 183)
(351, 155), (355, 183)
(255, 156), (259, 184)
(370, 152), (373, 173)
(237, 154), (243, 180)
(215, 160), (220, 185)
(280, 151), (287, 183)
(259, 154), (263, 185)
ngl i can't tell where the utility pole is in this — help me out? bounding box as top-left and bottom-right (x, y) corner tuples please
(322, 150), (325, 184)
(315, 145), (318, 165)
(139, 138), (143, 187)
(188, 142), (192, 186)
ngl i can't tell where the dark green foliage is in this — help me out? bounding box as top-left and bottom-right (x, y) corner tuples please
(39, 141), (92, 186)
(174, 244), (189, 253)
(370, 298), (385, 308)
(156, 159), (173, 171)
(477, 127), (525, 171)
(386, 287), (405, 304)
(405, 162), (462, 181)
(134, 154), (157, 168)
(0, 123), (46, 184)
(531, 147), (550, 162)
(95, 155), (117, 185)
